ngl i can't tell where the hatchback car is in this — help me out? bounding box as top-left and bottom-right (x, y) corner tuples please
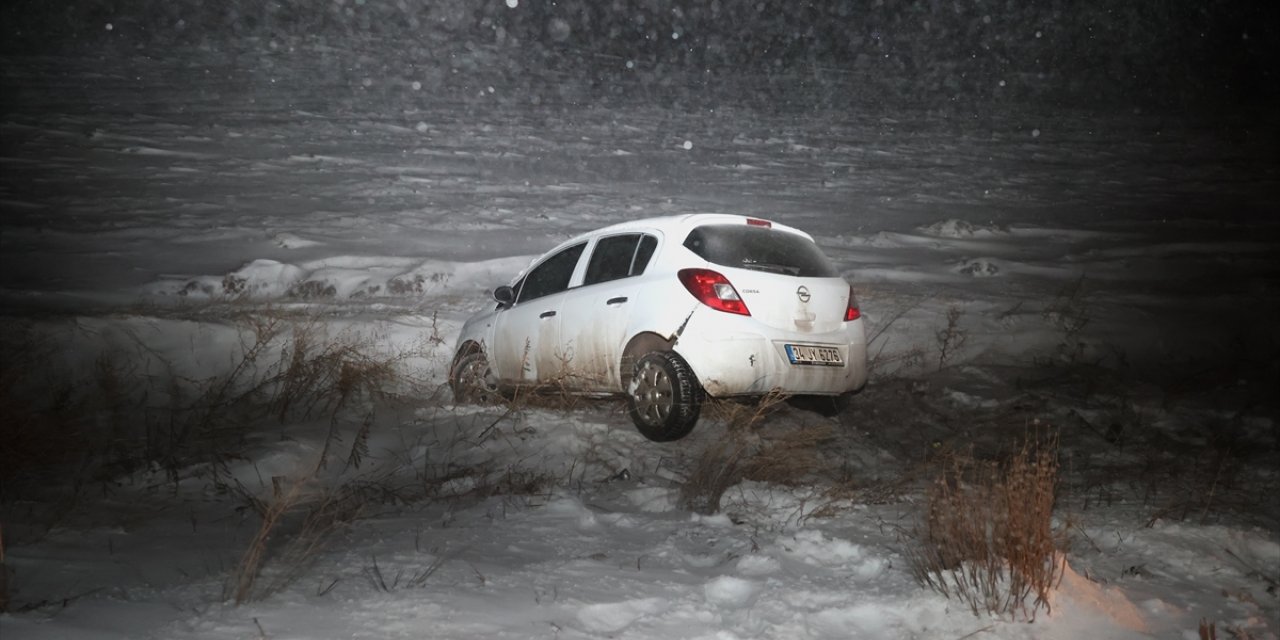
(450, 214), (867, 441)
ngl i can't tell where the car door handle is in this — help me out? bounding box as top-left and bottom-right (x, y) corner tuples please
(539, 310), (557, 319)
(606, 296), (628, 305)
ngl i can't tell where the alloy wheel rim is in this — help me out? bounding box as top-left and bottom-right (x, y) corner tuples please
(633, 360), (673, 426)
(460, 358), (496, 400)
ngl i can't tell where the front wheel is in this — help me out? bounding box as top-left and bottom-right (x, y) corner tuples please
(450, 351), (501, 405)
(627, 351), (702, 442)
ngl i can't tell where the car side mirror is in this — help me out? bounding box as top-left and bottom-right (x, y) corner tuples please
(493, 285), (515, 308)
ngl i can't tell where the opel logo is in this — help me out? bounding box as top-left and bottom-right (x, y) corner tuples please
(796, 286), (811, 303)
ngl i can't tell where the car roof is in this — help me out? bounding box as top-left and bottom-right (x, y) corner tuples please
(565, 213), (814, 246)
(512, 214), (817, 280)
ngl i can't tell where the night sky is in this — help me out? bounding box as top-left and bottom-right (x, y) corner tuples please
(4, 0), (1278, 110)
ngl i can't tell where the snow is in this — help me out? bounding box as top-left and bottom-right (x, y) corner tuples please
(2, 10), (1279, 640)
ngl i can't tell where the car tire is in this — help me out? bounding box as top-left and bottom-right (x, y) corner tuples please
(627, 351), (702, 442)
(450, 351), (501, 405)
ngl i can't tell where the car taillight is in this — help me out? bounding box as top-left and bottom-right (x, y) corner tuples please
(844, 285), (861, 321)
(746, 218), (772, 228)
(678, 268), (751, 316)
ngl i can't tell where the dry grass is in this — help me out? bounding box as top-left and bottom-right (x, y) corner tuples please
(1201, 619), (1218, 640)
(363, 551), (449, 592)
(0, 314), (441, 606)
(1041, 275), (1093, 364)
(680, 435), (753, 515)
(862, 296), (929, 379)
(935, 305), (968, 370)
(907, 432), (1066, 620)
(226, 474), (370, 604)
(224, 417), (553, 605)
(1198, 617), (1264, 640)
(0, 312), (576, 609)
(2, 313), (432, 495)
(680, 392), (833, 514)
(265, 319), (405, 422)
(228, 477), (306, 604)
(739, 424), (833, 485)
(418, 459), (555, 504)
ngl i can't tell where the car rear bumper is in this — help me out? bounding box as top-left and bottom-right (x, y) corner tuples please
(672, 311), (867, 398)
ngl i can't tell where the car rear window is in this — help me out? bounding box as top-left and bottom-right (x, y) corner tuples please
(682, 225), (837, 277)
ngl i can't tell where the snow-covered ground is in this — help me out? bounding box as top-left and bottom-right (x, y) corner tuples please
(2, 35), (1278, 640)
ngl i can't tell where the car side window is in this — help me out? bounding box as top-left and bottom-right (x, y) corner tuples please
(584, 234), (639, 285)
(516, 242), (586, 303)
(583, 233), (659, 286)
(631, 234), (658, 276)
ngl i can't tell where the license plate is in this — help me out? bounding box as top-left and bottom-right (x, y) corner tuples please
(785, 344), (844, 366)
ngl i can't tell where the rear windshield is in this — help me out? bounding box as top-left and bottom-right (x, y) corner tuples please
(682, 225), (837, 277)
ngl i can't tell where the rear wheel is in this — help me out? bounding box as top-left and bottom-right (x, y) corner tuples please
(450, 351), (500, 405)
(627, 351), (702, 441)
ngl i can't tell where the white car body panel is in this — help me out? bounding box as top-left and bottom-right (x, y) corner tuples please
(558, 274), (645, 387)
(491, 288), (564, 382)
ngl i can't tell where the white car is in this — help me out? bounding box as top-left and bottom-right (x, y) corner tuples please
(450, 214), (868, 441)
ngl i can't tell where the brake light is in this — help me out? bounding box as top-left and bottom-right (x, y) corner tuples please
(844, 285), (861, 321)
(746, 218), (772, 228)
(678, 268), (751, 316)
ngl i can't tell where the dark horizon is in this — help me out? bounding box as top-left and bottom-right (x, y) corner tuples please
(3, 0), (1278, 112)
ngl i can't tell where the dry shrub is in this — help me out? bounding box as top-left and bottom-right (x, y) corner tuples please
(680, 435), (753, 515)
(680, 393), (832, 514)
(1, 315), (435, 605)
(227, 476), (366, 604)
(266, 320), (404, 423)
(908, 433), (1066, 620)
(420, 462), (555, 504)
(701, 389), (790, 427)
(935, 305), (968, 370)
(229, 477), (304, 604)
(1200, 619), (1217, 640)
(364, 552), (449, 592)
(129, 313), (425, 481)
(181, 314), (417, 441)
(740, 425), (833, 485)
(863, 297), (930, 379)
(225, 414), (552, 605)
(502, 379), (587, 413)
(4, 313), (421, 492)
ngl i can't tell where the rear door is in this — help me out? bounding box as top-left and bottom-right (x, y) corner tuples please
(557, 233), (660, 390)
(491, 242), (586, 385)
